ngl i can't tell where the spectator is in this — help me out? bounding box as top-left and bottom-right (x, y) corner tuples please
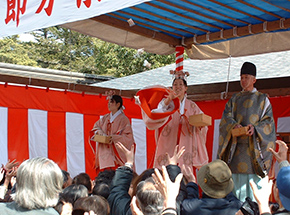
(0, 157), (62, 214)
(130, 165), (183, 215)
(181, 159), (242, 215)
(54, 184), (88, 215)
(72, 195), (109, 215)
(94, 169), (115, 186)
(73, 173), (93, 194)
(92, 183), (110, 199)
(108, 142), (184, 215)
(92, 169), (115, 199)
(62, 170), (73, 189)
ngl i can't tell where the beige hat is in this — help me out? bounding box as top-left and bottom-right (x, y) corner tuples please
(197, 159), (234, 199)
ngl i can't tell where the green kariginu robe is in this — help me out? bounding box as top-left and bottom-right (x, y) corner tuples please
(218, 89), (276, 177)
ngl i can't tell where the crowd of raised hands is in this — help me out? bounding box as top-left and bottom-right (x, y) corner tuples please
(0, 159), (18, 200)
(0, 139), (289, 215)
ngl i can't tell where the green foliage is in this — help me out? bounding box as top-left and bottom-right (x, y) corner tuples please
(0, 36), (37, 66)
(0, 27), (176, 77)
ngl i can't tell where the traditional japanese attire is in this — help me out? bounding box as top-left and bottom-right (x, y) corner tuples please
(93, 109), (134, 170)
(137, 86), (208, 170)
(218, 88), (276, 200)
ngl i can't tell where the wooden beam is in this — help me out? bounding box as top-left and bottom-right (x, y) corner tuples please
(188, 87), (290, 101)
(187, 76), (290, 94)
(90, 15), (181, 47)
(0, 74), (138, 98)
(184, 18), (290, 45)
(186, 76), (290, 101)
(1, 73), (289, 102)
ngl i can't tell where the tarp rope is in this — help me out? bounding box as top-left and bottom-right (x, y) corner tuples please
(221, 55), (232, 99)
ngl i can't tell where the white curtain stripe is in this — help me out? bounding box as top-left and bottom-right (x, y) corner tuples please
(0, 107), (8, 165)
(132, 118), (147, 175)
(66, 112), (85, 178)
(28, 109), (48, 158)
(277, 116), (290, 133)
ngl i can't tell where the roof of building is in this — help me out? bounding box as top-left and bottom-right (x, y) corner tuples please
(93, 50), (290, 90)
(0, 62), (114, 85)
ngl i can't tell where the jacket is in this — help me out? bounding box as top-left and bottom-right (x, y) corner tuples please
(181, 182), (242, 215)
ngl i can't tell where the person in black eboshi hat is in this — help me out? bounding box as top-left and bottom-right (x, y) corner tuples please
(217, 62), (276, 202)
(240, 61), (256, 76)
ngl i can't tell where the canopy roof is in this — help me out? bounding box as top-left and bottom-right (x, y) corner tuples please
(63, 0), (290, 59)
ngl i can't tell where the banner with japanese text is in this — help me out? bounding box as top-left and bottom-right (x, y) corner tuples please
(0, 0), (151, 38)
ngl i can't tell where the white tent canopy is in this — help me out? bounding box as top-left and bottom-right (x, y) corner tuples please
(2, 0), (290, 59)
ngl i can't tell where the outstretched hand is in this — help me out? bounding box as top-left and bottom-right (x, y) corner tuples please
(152, 165), (183, 208)
(164, 88), (179, 106)
(167, 145), (185, 165)
(3, 166), (17, 188)
(181, 164), (196, 183)
(115, 142), (135, 164)
(269, 140), (288, 163)
(130, 196), (144, 215)
(250, 176), (272, 214)
(4, 159), (19, 171)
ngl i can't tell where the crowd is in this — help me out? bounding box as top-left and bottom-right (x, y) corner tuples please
(0, 139), (289, 215)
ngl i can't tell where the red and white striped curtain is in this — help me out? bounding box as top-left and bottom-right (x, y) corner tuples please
(0, 84), (153, 178)
(1, 83), (290, 178)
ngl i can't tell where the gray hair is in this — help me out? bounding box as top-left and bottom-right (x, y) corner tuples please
(136, 177), (164, 215)
(14, 157), (63, 209)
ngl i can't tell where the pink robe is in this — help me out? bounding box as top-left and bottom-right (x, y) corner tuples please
(93, 112), (134, 170)
(142, 98), (208, 169)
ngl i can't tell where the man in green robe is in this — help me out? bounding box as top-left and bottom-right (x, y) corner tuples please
(218, 62), (276, 202)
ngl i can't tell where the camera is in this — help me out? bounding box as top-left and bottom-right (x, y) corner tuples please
(241, 197), (259, 215)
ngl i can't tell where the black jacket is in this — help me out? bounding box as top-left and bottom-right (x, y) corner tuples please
(181, 182), (242, 215)
(108, 164), (185, 215)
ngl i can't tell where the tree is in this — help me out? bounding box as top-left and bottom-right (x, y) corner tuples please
(0, 36), (37, 66)
(0, 27), (179, 77)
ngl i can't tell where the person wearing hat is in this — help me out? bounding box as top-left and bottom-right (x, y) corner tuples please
(218, 62), (276, 201)
(249, 140), (290, 215)
(181, 159), (242, 215)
